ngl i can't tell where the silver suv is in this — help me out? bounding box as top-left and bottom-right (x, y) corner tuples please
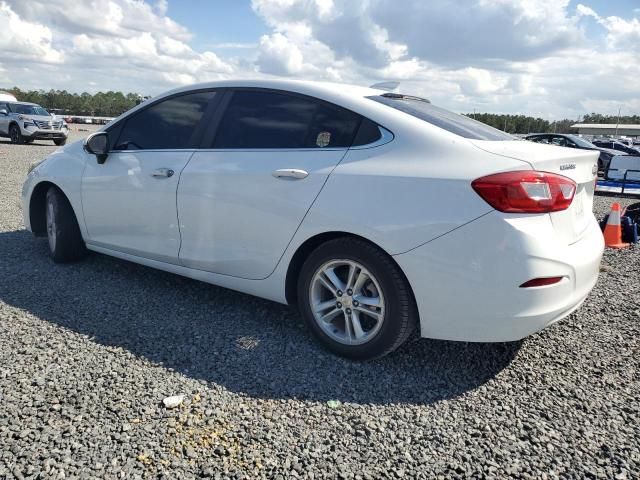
(0, 101), (69, 146)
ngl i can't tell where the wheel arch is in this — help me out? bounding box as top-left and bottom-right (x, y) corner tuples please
(284, 231), (418, 309)
(28, 181), (68, 236)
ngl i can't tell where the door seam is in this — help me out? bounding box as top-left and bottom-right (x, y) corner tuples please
(176, 150), (197, 263)
(258, 148), (351, 280)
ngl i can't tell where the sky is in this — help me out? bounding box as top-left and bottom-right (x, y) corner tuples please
(0, 0), (639, 119)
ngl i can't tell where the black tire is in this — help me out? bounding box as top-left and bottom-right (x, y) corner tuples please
(54, 138), (66, 146)
(45, 187), (87, 263)
(297, 237), (417, 360)
(9, 124), (23, 144)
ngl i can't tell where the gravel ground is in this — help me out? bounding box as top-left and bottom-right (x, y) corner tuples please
(0, 131), (639, 479)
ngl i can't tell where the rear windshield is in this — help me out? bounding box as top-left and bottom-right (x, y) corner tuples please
(368, 95), (513, 141)
(566, 135), (596, 148)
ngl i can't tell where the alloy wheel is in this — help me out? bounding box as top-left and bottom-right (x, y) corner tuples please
(309, 259), (385, 346)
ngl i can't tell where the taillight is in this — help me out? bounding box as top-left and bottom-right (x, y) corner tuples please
(471, 171), (576, 213)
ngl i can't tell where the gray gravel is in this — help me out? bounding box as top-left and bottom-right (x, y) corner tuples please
(1, 131), (639, 479)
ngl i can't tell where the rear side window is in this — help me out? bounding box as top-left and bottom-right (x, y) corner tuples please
(352, 118), (383, 146)
(114, 91), (216, 150)
(368, 94), (513, 141)
(213, 90), (361, 149)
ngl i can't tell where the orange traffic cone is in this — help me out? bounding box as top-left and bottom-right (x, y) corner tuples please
(603, 203), (629, 249)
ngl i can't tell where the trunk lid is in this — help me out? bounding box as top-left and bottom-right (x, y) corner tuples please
(471, 140), (599, 245)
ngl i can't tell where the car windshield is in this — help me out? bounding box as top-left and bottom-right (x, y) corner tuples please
(368, 94), (513, 141)
(12, 104), (49, 116)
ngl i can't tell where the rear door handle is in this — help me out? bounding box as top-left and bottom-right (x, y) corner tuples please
(151, 168), (174, 178)
(272, 169), (309, 180)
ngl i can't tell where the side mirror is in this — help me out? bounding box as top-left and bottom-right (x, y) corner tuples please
(0, 109), (7, 116)
(83, 132), (109, 164)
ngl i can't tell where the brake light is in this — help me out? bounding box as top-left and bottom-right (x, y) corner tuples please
(471, 171), (576, 213)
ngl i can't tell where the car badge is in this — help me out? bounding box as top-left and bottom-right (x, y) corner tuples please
(316, 131), (331, 148)
(560, 163), (576, 171)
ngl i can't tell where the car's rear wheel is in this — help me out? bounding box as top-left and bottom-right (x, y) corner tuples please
(298, 237), (417, 360)
(45, 187), (87, 263)
(9, 125), (23, 144)
(54, 138), (66, 146)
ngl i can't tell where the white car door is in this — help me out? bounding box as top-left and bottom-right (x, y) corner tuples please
(177, 89), (363, 280)
(81, 90), (218, 263)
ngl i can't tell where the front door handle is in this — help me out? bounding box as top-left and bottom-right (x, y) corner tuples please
(151, 168), (174, 178)
(272, 168), (309, 180)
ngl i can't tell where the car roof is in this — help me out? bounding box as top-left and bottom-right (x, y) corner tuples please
(8, 101), (39, 106)
(526, 133), (569, 137)
(161, 78), (385, 101)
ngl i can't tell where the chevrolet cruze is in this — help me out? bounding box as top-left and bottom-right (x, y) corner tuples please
(22, 79), (604, 359)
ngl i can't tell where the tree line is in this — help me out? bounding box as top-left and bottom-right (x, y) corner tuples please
(465, 112), (640, 135)
(3, 87), (638, 132)
(3, 87), (141, 117)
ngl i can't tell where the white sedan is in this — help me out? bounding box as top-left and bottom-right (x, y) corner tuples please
(22, 79), (604, 359)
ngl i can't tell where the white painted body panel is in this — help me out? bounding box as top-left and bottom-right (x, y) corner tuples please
(81, 150), (194, 263)
(22, 141), (88, 236)
(178, 149), (347, 279)
(394, 211), (603, 341)
(472, 140), (600, 245)
(22, 78), (604, 343)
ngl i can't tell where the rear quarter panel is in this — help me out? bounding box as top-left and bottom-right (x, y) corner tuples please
(291, 132), (531, 256)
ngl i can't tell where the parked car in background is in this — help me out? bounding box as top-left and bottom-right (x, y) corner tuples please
(0, 101), (68, 145)
(592, 139), (640, 156)
(22, 79), (603, 359)
(525, 133), (619, 172)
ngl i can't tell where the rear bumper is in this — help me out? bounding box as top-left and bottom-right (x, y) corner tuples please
(394, 211), (604, 342)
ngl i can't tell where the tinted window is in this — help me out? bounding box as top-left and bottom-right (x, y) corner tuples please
(369, 94), (513, 141)
(114, 91), (215, 150)
(213, 90), (361, 149)
(352, 118), (383, 146)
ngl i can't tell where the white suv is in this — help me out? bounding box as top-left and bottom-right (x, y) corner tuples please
(0, 101), (68, 145)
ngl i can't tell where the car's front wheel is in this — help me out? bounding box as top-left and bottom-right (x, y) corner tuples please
(298, 238), (417, 360)
(9, 124), (23, 144)
(45, 187), (87, 263)
(54, 138), (66, 146)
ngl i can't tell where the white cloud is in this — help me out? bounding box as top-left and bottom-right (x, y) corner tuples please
(577, 3), (640, 49)
(0, 2), (63, 63)
(258, 33), (311, 75)
(250, 0), (640, 118)
(0, 0), (234, 92)
(0, 0), (638, 120)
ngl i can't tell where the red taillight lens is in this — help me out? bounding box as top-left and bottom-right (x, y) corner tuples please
(471, 171), (576, 213)
(519, 277), (564, 288)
